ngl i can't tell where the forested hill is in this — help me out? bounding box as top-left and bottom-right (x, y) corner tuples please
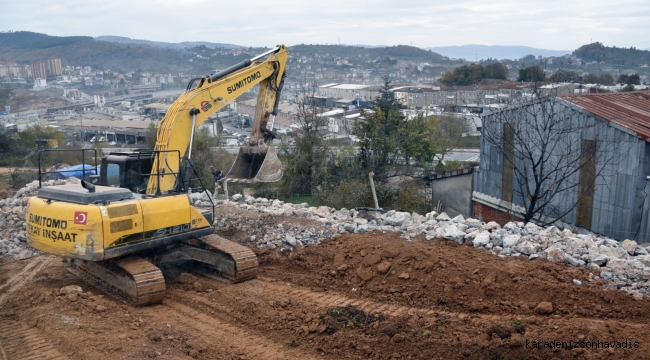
(289, 44), (448, 62)
(96, 36), (241, 50)
(0, 31), (92, 49)
(573, 42), (650, 65)
(0, 35), (190, 73)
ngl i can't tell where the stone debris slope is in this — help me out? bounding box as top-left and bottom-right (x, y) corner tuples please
(199, 192), (650, 300)
(1, 182), (648, 302)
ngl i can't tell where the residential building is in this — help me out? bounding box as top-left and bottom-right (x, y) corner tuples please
(48, 57), (63, 76)
(0, 62), (23, 77)
(473, 91), (650, 242)
(31, 61), (47, 79)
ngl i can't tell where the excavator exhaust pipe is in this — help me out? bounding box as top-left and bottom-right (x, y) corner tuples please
(225, 146), (282, 183)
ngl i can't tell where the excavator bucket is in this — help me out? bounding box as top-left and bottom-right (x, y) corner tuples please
(225, 146), (282, 183)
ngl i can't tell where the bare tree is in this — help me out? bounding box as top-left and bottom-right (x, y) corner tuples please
(430, 114), (464, 163)
(278, 77), (329, 197)
(481, 84), (617, 225)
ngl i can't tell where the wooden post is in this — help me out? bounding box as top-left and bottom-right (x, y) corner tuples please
(369, 172), (379, 209)
(223, 180), (229, 200)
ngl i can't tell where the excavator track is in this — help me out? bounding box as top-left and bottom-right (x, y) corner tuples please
(66, 236), (256, 306)
(190, 235), (259, 283)
(69, 255), (166, 306)
(154, 234), (258, 283)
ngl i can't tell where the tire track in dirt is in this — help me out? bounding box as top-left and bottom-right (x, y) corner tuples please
(162, 299), (319, 360)
(0, 321), (70, 360)
(180, 275), (649, 331)
(0, 256), (63, 360)
(0, 256), (51, 306)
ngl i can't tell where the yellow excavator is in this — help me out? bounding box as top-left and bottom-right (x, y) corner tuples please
(26, 45), (288, 305)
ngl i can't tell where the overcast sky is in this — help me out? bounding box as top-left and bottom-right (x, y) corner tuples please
(1, 0), (649, 50)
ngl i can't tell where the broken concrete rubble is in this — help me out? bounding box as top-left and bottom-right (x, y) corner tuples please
(3, 179), (650, 301)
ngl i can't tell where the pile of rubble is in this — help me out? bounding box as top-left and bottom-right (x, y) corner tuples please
(197, 193), (650, 300)
(1, 180), (51, 260)
(2, 181), (648, 300)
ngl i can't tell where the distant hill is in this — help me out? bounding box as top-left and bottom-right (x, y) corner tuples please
(96, 36), (242, 50)
(289, 44), (447, 62)
(573, 42), (650, 65)
(0, 37), (190, 72)
(0, 31), (92, 49)
(426, 45), (570, 60)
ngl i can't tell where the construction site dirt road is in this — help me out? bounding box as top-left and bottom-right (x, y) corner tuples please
(1, 217), (649, 360)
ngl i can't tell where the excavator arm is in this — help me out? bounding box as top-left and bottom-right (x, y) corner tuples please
(147, 45), (288, 194)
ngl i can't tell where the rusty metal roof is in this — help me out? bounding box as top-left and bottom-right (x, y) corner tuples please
(559, 91), (650, 141)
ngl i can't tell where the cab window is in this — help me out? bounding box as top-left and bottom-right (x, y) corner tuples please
(106, 163), (121, 187)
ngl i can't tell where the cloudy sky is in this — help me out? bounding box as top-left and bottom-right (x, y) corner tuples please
(2, 0), (649, 50)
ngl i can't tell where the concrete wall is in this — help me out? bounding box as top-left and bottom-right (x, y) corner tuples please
(431, 171), (473, 218)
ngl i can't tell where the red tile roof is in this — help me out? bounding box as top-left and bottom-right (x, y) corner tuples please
(559, 91), (650, 141)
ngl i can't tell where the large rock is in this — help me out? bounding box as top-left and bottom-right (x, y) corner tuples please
(384, 212), (412, 227)
(425, 211), (438, 221)
(465, 218), (482, 228)
(515, 240), (541, 255)
(566, 237), (592, 253)
(485, 221), (500, 230)
(535, 302), (554, 314)
(436, 212), (451, 221)
(598, 245), (629, 260)
(622, 240), (638, 255)
(473, 232), (490, 247)
(451, 215), (465, 223)
(312, 206), (332, 218)
(524, 222), (540, 235)
(442, 225), (466, 244)
(546, 248), (567, 263)
(587, 253), (609, 266)
(503, 222), (520, 233)
(502, 235), (521, 248)
(636, 255), (650, 267)
(60, 285), (83, 295)
(565, 255), (586, 267)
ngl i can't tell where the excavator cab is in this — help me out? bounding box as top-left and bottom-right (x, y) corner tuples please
(100, 150), (154, 193)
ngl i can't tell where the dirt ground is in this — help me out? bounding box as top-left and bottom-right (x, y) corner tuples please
(1, 225), (649, 359)
(3, 88), (67, 113)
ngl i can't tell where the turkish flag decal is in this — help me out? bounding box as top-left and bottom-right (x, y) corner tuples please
(74, 211), (88, 225)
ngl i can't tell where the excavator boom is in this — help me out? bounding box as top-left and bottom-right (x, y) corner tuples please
(147, 45), (288, 194)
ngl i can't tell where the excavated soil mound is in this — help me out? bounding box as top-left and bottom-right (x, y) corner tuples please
(1, 231), (649, 360)
(259, 231), (649, 320)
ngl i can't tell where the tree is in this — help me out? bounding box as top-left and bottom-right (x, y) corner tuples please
(518, 66), (545, 82)
(440, 64), (485, 86)
(354, 77), (406, 180)
(618, 73), (640, 85)
(484, 62), (508, 80)
(428, 114), (464, 165)
(278, 78), (329, 198)
(548, 69), (579, 83)
(481, 85), (617, 225)
(374, 76), (402, 115)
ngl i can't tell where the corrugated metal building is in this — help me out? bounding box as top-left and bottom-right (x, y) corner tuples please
(473, 91), (650, 243)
